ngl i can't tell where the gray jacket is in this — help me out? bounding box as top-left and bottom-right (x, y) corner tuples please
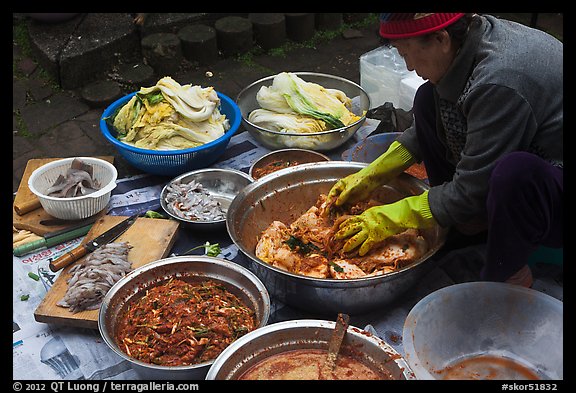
(398, 14), (563, 228)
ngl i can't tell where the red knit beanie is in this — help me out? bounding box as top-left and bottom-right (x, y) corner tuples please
(379, 13), (466, 39)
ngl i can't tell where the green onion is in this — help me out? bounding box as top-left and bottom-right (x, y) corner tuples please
(182, 242), (221, 257)
(329, 261), (344, 273)
(284, 236), (320, 255)
(28, 272), (40, 281)
(145, 210), (166, 219)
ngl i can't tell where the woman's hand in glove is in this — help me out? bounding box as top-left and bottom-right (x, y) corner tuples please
(334, 191), (435, 256)
(327, 141), (416, 207)
(327, 168), (378, 208)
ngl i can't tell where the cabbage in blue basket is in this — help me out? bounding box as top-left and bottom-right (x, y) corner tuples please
(110, 77), (230, 150)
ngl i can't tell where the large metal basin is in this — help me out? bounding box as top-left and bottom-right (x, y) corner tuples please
(226, 161), (447, 315)
(98, 256), (270, 380)
(205, 319), (416, 380)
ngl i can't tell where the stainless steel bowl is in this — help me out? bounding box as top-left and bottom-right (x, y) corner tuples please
(160, 168), (253, 230)
(98, 256), (271, 380)
(403, 282), (563, 380)
(249, 148), (330, 180)
(205, 319), (416, 380)
(226, 161), (447, 315)
(236, 72), (370, 151)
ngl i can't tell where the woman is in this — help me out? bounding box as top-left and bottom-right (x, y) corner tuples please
(328, 13), (563, 287)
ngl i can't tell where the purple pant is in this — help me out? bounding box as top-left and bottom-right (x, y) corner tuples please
(412, 82), (563, 281)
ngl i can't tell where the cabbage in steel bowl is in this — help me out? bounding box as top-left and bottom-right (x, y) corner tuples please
(237, 72), (370, 151)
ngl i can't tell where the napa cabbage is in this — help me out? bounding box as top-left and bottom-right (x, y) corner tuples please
(251, 72), (361, 132)
(111, 77), (229, 150)
(248, 109), (328, 134)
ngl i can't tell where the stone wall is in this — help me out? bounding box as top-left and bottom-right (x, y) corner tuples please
(25, 13), (373, 90)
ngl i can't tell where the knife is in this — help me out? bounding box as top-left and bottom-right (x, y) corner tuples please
(13, 221), (95, 257)
(49, 214), (139, 272)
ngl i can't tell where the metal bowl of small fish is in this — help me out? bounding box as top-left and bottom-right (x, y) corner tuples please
(27, 157), (118, 220)
(98, 255), (271, 380)
(160, 168), (253, 230)
(236, 72), (370, 151)
(227, 161), (448, 315)
(206, 319), (416, 380)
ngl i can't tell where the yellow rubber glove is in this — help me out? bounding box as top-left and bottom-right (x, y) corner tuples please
(334, 190), (435, 256)
(328, 141), (416, 207)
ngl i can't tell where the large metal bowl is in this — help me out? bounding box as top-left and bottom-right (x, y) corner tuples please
(403, 282), (563, 380)
(226, 161), (447, 315)
(236, 72), (370, 151)
(98, 256), (271, 380)
(205, 319), (416, 380)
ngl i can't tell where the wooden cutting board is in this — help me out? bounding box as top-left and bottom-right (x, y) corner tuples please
(34, 215), (180, 329)
(13, 156), (114, 236)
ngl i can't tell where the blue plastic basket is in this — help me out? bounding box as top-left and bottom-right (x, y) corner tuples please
(100, 91), (241, 177)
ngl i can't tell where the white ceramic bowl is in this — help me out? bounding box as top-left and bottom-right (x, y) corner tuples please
(28, 157), (118, 220)
(402, 282), (563, 380)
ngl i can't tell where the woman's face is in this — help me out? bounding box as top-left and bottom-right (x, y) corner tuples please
(390, 31), (456, 84)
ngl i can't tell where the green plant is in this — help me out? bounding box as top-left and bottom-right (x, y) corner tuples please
(13, 112), (32, 138)
(13, 19), (32, 57)
(13, 17), (60, 89)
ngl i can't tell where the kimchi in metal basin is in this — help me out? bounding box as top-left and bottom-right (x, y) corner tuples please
(98, 256), (270, 380)
(226, 161), (447, 315)
(206, 319), (416, 380)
